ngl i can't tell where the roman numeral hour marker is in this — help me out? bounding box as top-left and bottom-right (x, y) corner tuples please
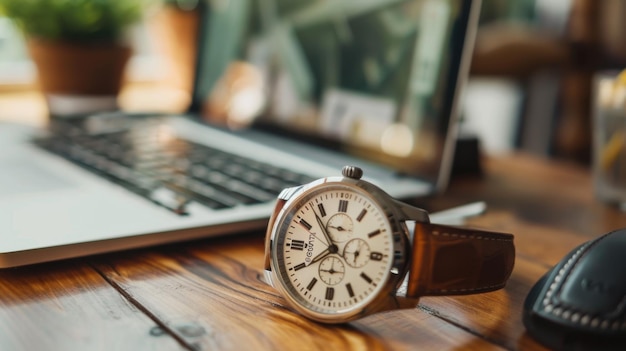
(325, 287), (334, 300)
(338, 200), (348, 213)
(299, 219), (312, 231)
(356, 209), (367, 222)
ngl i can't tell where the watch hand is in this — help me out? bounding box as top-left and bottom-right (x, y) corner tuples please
(310, 247), (330, 264)
(315, 213), (334, 246)
(320, 268), (343, 274)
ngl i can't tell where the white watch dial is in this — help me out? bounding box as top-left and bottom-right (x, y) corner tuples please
(273, 184), (394, 318)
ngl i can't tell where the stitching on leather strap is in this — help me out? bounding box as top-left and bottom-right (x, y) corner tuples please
(429, 282), (507, 294)
(431, 230), (513, 242)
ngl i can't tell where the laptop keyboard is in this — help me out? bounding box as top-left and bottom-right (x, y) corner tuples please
(35, 117), (314, 215)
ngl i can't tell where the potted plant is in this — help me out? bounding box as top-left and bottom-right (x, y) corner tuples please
(0, 0), (157, 116)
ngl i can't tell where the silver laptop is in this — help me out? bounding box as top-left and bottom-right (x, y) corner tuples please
(0, 0), (479, 267)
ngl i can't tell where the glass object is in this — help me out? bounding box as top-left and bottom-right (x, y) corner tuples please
(592, 70), (626, 209)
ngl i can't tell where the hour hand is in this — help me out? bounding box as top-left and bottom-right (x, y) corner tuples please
(310, 247), (330, 264)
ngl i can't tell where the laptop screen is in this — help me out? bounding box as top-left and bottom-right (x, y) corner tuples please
(191, 0), (477, 186)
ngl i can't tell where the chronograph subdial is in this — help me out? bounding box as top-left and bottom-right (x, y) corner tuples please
(318, 256), (346, 285)
(326, 213), (354, 243)
(343, 238), (371, 268)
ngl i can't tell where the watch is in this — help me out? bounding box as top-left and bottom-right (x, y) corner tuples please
(263, 166), (515, 323)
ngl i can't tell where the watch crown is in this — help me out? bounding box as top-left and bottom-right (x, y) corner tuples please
(342, 166), (363, 180)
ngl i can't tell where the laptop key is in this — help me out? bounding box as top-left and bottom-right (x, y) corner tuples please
(158, 183), (230, 211)
(221, 178), (275, 202)
(190, 168), (267, 204)
(184, 179), (239, 207)
(149, 186), (193, 215)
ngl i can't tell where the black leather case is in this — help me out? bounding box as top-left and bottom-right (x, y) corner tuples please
(523, 228), (626, 350)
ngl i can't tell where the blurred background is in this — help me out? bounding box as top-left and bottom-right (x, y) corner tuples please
(1, 0), (625, 165)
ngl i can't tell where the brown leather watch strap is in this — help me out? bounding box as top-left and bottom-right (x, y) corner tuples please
(406, 223), (515, 297)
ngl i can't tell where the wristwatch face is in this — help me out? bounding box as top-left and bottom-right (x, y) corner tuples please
(271, 182), (397, 321)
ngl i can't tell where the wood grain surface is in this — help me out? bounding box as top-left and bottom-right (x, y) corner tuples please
(1, 153), (625, 350)
(0, 261), (181, 350)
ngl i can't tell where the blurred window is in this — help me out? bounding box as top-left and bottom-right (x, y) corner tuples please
(0, 17), (32, 85)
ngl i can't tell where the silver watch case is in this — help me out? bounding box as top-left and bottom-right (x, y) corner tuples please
(262, 174), (430, 323)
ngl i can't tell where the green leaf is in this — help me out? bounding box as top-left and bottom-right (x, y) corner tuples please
(0, 0), (161, 42)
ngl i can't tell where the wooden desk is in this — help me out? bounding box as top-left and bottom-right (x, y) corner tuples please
(0, 150), (624, 350)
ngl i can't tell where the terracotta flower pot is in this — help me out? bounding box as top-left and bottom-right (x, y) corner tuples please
(27, 39), (132, 116)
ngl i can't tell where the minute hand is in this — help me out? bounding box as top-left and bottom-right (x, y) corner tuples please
(315, 213), (334, 246)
